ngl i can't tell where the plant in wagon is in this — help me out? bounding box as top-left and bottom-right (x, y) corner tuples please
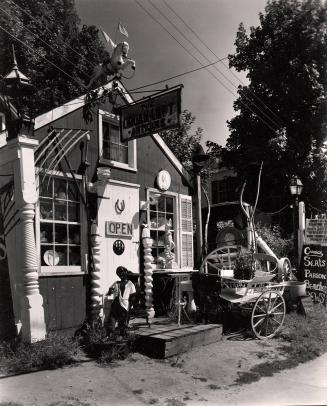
(233, 253), (255, 280)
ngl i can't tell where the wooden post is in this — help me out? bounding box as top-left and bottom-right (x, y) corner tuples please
(90, 222), (102, 321)
(13, 136), (46, 342)
(194, 173), (203, 267)
(142, 224), (155, 321)
(298, 201), (305, 277)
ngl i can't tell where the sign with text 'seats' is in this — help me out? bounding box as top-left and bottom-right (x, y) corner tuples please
(120, 86), (182, 142)
(302, 245), (327, 304)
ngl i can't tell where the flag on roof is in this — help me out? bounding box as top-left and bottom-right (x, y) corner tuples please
(100, 28), (116, 51)
(118, 22), (128, 37)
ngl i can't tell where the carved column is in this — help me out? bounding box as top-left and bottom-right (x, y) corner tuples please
(14, 136), (46, 342)
(142, 224), (155, 321)
(90, 222), (102, 321)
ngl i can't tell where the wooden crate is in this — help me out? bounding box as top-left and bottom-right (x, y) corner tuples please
(135, 323), (223, 359)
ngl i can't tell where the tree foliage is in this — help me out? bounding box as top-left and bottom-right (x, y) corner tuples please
(207, 0), (327, 213)
(0, 0), (108, 116)
(160, 109), (204, 171)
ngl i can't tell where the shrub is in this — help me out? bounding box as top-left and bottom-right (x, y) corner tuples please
(234, 254), (255, 280)
(0, 333), (82, 374)
(255, 223), (293, 260)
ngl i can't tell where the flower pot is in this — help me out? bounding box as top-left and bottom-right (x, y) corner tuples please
(281, 281), (306, 301)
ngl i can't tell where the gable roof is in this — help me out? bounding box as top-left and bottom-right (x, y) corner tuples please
(34, 80), (192, 186)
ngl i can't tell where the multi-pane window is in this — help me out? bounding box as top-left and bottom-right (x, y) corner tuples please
(39, 176), (81, 268)
(149, 193), (175, 265)
(102, 120), (128, 164)
(212, 178), (238, 204)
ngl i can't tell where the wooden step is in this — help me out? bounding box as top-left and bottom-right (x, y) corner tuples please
(134, 323), (223, 359)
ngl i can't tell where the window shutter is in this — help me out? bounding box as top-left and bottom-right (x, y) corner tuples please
(179, 194), (193, 268)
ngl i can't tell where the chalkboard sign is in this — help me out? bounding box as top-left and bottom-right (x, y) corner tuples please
(302, 245), (327, 304)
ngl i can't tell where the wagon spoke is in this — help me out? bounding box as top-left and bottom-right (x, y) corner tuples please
(270, 317), (283, 326)
(253, 315), (266, 329)
(270, 301), (284, 313)
(254, 304), (266, 314)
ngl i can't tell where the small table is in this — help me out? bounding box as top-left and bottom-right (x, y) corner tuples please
(154, 270), (196, 325)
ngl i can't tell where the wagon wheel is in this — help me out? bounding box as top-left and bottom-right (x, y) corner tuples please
(278, 257), (296, 281)
(200, 245), (241, 274)
(251, 290), (286, 339)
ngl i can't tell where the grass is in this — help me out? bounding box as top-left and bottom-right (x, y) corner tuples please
(235, 304), (327, 385)
(0, 333), (82, 375)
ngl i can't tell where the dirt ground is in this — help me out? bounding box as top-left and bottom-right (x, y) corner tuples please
(0, 334), (295, 406)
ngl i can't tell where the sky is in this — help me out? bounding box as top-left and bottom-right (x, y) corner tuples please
(76, 0), (267, 147)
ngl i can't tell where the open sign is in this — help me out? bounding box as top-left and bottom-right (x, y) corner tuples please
(105, 221), (133, 238)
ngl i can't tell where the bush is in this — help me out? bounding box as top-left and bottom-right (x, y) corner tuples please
(234, 254), (255, 280)
(0, 333), (82, 375)
(255, 223), (293, 260)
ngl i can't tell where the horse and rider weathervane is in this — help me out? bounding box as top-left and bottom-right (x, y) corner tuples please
(87, 25), (136, 89)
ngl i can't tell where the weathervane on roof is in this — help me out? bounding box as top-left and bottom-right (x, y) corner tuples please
(87, 22), (135, 89)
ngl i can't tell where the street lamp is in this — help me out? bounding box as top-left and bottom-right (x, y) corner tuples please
(191, 143), (209, 267)
(1, 45), (35, 140)
(289, 176), (303, 271)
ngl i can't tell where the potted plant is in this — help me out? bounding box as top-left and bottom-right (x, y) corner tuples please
(233, 254), (255, 281)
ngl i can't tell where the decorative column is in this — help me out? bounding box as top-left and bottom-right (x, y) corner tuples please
(142, 224), (155, 321)
(14, 136), (46, 342)
(90, 222), (102, 321)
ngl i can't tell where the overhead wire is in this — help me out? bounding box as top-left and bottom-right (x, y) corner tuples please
(0, 23), (88, 90)
(1, 0), (281, 135)
(135, 0), (279, 135)
(147, 0), (281, 132)
(162, 0), (284, 127)
(0, 5), (91, 80)
(5, 0), (96, 72)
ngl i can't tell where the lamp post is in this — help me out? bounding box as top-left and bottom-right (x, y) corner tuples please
(289, 176), (303, 271)
(192, 143), (209, 268)
(1, 45), (35, 140)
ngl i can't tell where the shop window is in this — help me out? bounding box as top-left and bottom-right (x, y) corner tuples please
(99, 110), (136, 171)
(38, 175), (84, 274)
(212, 178), (238, 204)
(147, 190), (193, 269)
(0, 113), (5, 131)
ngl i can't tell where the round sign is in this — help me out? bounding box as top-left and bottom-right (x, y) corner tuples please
(113, 239), (125, 255)
(156, 170), (171, 191)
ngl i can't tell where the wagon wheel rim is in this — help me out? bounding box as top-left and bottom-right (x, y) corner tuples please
(251, 290), (286, 339)
(200, 245), (241, 274)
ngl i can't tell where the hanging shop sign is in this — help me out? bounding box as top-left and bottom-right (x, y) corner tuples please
(120, 86), (182, 142)
(105, 221), (133, 238)
(302, 245), (327, 304)
(305, 218), (327, 246)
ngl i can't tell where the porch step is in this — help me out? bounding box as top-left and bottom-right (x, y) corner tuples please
(134, 322), (223, 359)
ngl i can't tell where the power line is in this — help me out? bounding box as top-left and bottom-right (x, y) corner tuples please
(150, 0), (281, 131)
(62, 57), (229, 107)
(162, 0), (284, 127)
(5, 0), (96, 72)
(135, 0), (279, 135)
(0, 23), (88, 90)
(0, 6), (91, 80)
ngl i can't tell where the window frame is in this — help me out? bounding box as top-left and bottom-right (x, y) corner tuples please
(0, 113), (5, 132)
(98, 109), (137, 172)
(35, 170), (87, 276)
(146, 188), (180, 269)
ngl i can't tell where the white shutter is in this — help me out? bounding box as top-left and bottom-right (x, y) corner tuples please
(179, 194), (193, 268)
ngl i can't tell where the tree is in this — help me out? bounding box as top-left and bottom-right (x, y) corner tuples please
(0, 0), (108, 116)
(207, 0), (327, 214)
(160, 109), (204, 171)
